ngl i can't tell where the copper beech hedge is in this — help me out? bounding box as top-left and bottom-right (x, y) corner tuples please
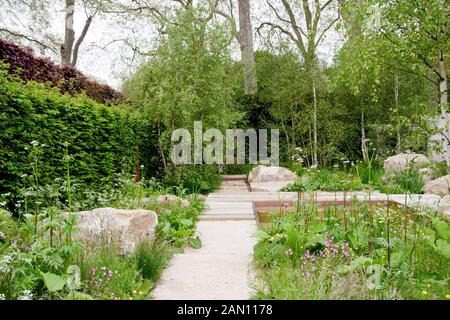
(0, 38), (124, 105)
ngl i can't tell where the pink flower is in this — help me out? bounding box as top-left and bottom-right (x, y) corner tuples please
(87, 268), (96, 277)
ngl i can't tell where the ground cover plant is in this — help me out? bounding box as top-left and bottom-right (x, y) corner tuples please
(253, 197), (450, 300)
(283, 159), (435, 195)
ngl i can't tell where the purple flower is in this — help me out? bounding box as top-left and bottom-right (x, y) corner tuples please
(87, 268), (96, 277)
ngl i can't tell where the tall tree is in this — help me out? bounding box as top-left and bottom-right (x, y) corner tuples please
(0, 0), (98, 67)
(124, 7), (243, 174)
(258, 0), (341, 166)
(238, 0), (257, 94)
(368, 0), (450, 165)
(61, 0), (97, 66)
(210, 0), (257, 94)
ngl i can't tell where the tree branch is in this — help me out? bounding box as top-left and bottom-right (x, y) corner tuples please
(0, 28), (58, 54)
(71, 11), (97, 66)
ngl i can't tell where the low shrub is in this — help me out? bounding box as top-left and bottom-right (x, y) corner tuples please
(162, 165), (222, 194)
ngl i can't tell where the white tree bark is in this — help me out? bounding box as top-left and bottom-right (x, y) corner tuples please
(429, 54), (450, 166)
(312, 67), (318, 166)
(438, 53), (450, 165)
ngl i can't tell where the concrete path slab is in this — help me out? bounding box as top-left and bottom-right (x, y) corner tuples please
(152, 253), (254, 300)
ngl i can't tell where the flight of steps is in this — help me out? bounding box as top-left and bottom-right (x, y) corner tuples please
(201, 175), (255, 221)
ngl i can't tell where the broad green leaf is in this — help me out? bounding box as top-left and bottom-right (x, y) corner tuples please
(435, 239), (450, 259)
(309, 222), (327, 234)
(432, 219), (450, 241)
(180, 218), (193, 227)
(252, 230), (271, 240)
(40, 272), (67, 292)
(172, 229), (191, 237)
(66, 265), (81, 290)
(188, 237), (202, 249)
(350, 256), (373, 268)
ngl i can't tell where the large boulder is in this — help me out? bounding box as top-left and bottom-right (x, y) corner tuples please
(72, 208), (158, 255)
(384, 153), (430, 172)
(248, 166), (297, 192)
(249, 166), (297, 183)
(423, 175), (450, 196)
(439, 196), (450, 217)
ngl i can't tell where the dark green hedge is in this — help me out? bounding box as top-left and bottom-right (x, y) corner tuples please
(0, 70), (162, 202)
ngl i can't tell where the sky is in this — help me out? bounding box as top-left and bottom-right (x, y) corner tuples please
(0, 0), (345, 89)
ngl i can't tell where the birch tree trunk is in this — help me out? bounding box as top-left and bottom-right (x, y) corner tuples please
(237, 0), (257, 95)
(438, 52), (450, 166)
(361, 110), (368, 161)
(312, 69), (318, 166)
(61, 0), (75, 66)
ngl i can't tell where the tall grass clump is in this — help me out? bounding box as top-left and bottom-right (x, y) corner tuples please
(134, 241), (170, 284)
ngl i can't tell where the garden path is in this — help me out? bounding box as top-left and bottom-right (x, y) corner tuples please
(152, 175), (258, 300)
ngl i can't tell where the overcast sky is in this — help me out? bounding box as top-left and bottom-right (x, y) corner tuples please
(0, 0), (345, 89)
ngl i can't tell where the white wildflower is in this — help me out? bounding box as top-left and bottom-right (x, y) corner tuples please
(18, 290), (33, 300)
(30, 140), (39, 146)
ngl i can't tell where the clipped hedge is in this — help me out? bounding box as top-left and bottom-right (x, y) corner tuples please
(0, 38), (124, 105)
(0, 70), (161, 202)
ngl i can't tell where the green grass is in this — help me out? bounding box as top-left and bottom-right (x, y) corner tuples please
(134, 240), (170, 283)
(78, 244), (151, 300)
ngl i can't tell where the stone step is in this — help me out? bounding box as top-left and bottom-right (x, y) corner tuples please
(221, 180), (248, 185)
(220, 186), (249, 192)
(207, 192), (298, 202)
(199, 215), (255, 221)
(202, 202), (255, 220)
(222, 175), (247, 181)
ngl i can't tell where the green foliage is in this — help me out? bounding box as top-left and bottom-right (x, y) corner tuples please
(79, 244), (149, 300)
(163, 165), (222, 194)
(124, 6), (243, 175)
(354, 161), (384, 186)
(156, 197), (205, 248)
(134, 241), (170, 284)
(253, 200), (450, 300)
(0, 207), (83, 300)
(378, 167), (425, 194)
(0, 69), (161, 209)
(283, 167), (366, 192)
